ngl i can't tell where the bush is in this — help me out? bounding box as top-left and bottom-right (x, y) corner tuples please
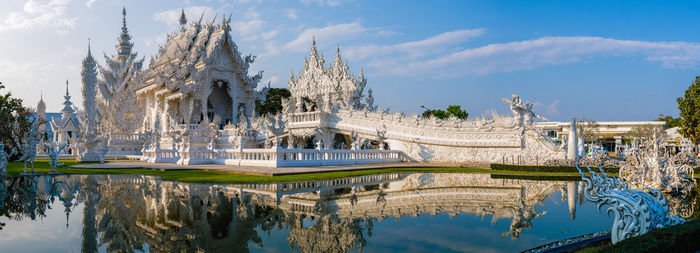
(600, 219), (700, 253)
(489, 164), (620, 174)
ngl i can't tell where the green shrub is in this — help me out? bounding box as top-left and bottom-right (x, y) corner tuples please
(599, 219), (700, 253)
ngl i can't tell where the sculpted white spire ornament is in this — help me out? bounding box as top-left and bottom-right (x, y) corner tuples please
(36, 91), (47, 151)
(116, 7), (133, 62)
(97, 7), (144, 134)
(82, 39), (98, 136)
(178, 8), (187, 30)
(78, 39), (104, 162)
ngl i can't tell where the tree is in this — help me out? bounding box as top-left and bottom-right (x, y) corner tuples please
(577, 118), (599, 145)
(422, 105), (469, 120)
(445, 105), (469, 120)
(0, 82), (33, 160)
(628, 124), (666, 143)
(255, 88), (291, 116)
(655, 114), (682, 128)
(677, 77), (700, 144)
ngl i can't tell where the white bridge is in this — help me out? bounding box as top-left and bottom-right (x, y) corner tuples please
(135, 97), (565, 168)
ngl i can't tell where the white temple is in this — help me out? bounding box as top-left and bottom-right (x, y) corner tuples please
(52, 8), (568, 166)
(49, 81), (80, 155)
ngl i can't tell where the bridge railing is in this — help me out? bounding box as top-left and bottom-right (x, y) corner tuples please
(288, 111), (322, 123)
(168, 148), (403, 167)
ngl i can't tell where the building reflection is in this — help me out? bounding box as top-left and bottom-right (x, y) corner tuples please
(0, 173), (695, 252)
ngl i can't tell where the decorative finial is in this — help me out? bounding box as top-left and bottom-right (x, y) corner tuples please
(179, 8), (187, 26)
(65, 79), (69, 95)
(312, 36), (316, 47)
(122, 6), (126, 17)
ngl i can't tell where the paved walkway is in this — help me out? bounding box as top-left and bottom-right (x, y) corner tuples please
(69, 161), (489, 176)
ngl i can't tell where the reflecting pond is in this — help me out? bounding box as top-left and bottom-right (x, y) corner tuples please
(0, 172), (695, 252)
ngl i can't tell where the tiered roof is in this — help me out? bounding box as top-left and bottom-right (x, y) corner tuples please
(137, 14), (262, 97)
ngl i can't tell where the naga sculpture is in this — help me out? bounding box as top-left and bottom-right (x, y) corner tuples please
(576, 164), (685, 244)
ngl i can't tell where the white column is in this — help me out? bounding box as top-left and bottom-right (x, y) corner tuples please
(577, 128), (585, 157)
(567, 118), (578, 160)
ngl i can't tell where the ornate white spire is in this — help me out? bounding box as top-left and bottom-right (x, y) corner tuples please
(61, 80), (75, 116)
(82, 38), (99, 134)
(37, 91), (46, 125)
(179, 8), (187, 26)
(38, 91), (46, 110)
(116, 7), (134, 62)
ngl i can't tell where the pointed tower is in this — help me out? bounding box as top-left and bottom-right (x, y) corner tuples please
(61, 80), (75, 117)
(116, 7), (133, 62)
(37, 92), (46, 127)
(178, 8), (187, 31)
(82, 39), (98, 136)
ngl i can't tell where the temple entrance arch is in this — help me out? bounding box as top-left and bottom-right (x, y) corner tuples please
(207, 80), (234, 128)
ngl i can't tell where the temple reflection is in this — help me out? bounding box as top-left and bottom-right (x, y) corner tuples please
(0, 173), (696, 252)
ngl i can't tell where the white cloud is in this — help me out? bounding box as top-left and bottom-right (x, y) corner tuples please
(153, 6), (216, 27)
(345, 29), (484, 60)
(85, 0), (96, 8)
(301, 0), (352, 6)
(377, 30), (402, 37)
(0, 0), (78, 35)
(261, 29), (278, 40)
(231, 8), (263, 37)
(546, 100), (560, 116)
(284, 22), (369, 51)
(285, 9), (297, 20)
(268, 76), (280, 84)
(360, 34), (700, 78)
(233, 19), (263, 36)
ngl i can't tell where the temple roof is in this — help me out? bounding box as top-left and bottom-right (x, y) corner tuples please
(137, 15), (262, 95)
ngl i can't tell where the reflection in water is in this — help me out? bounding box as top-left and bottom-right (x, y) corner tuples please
(0, 173), (695, 252)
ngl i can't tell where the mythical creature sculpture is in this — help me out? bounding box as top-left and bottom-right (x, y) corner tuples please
(576, 165), (685, 244)
(502, 94), (548, 148)
(45, 143), (67, 174)
(0, 142), (9, 175)
(18, 132), (37, 174)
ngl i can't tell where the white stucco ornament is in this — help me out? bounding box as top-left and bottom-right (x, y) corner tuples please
(577, 165), (685, 244)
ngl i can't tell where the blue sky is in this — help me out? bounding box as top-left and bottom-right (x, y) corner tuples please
(1, 0), (700, 121)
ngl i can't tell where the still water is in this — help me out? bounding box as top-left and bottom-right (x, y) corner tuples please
(0, 172), (693, 252)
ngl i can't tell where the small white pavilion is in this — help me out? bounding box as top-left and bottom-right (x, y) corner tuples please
(50, 80), (81, 154)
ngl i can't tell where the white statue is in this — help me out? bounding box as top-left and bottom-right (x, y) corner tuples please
(45, 143), (67, 174)
(18, 132), (37, 174)
(0, 142), (10, 175)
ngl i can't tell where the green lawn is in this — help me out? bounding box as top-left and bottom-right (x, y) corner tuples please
(3, 160), (592, 184)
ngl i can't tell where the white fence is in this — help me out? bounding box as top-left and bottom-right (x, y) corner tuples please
(144, 147), (403, 167)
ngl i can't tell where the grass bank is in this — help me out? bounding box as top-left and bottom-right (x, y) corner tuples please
(597, 219), (700, 253)
(4, 160), (589, 184)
